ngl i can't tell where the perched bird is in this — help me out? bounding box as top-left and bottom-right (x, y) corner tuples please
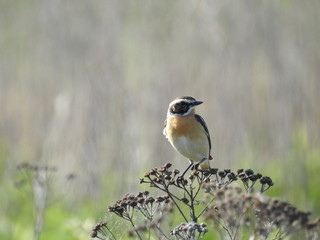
(163, 96), (213, 172)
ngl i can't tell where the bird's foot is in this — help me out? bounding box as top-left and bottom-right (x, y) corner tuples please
(180, 162), (194, 178)
(191, 163), (200, 170)
(192, 158), (208, 170)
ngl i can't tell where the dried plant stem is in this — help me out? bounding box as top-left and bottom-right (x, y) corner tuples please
(150, 220), (170, 240)
(189, 186), (197, 222)
(138, 205), (170, 240)
(233, 202), (255, 238)
(128, 217), (143, 240)
(98, 164), (319, 240)
(106, 226), (117, 240)
(166, 189), (188, 222)
(196, 196), (215, 219)
(32, 171), (50, 240)
(217, 218), (233, 240)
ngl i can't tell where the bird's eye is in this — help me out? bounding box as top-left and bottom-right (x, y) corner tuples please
(180, 102), (186, 106)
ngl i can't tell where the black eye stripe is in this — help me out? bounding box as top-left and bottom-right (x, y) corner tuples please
(170, 102), (190, 114)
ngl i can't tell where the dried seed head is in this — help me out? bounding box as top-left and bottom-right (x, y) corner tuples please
(91, 230), (97, 238)
(139, 178), (145, 184)
(218, 171), (226, 178)
(164, 175), (172, 180)
(136, 192), (143, 198)
(192, 170), (200, 176)
(216, 190), (225, 199)
(146, 197), (155, 204)
(260, 176), (274, 186)
(169, 179), (176, 185)
(228, 172), (237, 181)
(245, 169), (254, 176)
(156, 196), (164, 203)
(164, 163), (172, 169)
(249, 174), (259, 181)
(210, 168), (218, 174)
(181, 197), (189, 204)
(237, 169), (244, 174)
(150, 169), (157, 175)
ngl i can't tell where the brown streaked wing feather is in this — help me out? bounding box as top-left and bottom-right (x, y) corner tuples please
(194, 114), (212, 154)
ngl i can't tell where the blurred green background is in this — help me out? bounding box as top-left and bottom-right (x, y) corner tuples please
(1, 0), (320, 239)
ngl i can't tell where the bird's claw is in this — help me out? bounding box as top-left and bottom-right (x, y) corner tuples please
(191, 163), (200, 170)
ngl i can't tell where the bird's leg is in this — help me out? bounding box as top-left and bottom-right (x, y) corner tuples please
(180, 161), (194, 178)
(193, 158), (208, 170)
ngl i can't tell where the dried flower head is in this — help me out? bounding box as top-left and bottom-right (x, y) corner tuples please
(93, 163), (319, 240)
(171, 221), (208, 239)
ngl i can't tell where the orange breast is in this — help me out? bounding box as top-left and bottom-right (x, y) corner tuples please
(167, 115), (199, 138)
(165, 114), (210, 165)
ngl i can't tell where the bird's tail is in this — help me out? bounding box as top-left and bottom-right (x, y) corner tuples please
(199, 155), (214, 169)
(199, 159), (210, 170)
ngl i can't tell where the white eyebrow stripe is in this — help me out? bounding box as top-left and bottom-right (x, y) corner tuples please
(169, 99), (194, 107)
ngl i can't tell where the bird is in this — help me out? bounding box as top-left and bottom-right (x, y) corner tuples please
(163, 96), (213, 173)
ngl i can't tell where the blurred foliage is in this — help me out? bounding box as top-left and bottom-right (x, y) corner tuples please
(0, 0), (320, 239)
(267, 127), (320, 214)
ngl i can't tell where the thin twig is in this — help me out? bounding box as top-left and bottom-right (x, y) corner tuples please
(128, 217), (143, 240)
(196, 196), (215, 219)
(166, 188), (188, 222)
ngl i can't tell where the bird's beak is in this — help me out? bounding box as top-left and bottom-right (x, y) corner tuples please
(192, 101), (203, 106)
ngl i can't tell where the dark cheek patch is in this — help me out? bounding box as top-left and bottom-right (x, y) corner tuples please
(170, 103), (189, 114)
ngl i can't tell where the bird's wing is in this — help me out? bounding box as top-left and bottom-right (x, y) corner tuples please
(195, 114), (212, 153)
(163, 119), (167, 136)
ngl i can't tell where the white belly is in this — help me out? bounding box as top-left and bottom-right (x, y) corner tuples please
(170, 136), (209, 162)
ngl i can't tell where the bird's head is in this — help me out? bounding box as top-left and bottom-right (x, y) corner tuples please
(167, 96), (203, 116)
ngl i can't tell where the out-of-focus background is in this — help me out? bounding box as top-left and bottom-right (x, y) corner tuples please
(1, 0), (320, 239)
